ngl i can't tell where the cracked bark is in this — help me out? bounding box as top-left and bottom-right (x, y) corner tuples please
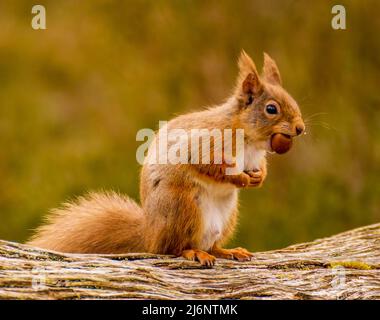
(0, 223), (379, 300)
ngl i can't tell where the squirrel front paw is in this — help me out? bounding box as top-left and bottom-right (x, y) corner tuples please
(245, 170), (265, 187)
(226, 172), (251, 188)
(227, 171), (264, 188)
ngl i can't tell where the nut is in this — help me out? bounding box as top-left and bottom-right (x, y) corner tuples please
(271, 133), (293, 154)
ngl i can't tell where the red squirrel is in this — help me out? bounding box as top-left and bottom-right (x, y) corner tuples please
(28, 51), (305, 266)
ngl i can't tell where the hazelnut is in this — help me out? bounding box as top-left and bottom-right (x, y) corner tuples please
(271, 133), (293, 154)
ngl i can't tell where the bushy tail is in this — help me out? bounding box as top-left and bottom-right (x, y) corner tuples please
(27, 191), (146, 254)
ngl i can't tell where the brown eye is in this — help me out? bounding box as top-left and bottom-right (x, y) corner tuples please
(266, 104), (278, 115)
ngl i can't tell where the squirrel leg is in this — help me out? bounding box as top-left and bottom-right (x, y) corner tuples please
(182, 249), (216, 267)
(210, 245), (253, 262)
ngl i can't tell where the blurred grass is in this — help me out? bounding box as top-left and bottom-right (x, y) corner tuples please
(0, 0), (379, 251)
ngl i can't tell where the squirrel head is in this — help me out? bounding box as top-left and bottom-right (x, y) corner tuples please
(234, 51), (305, 151)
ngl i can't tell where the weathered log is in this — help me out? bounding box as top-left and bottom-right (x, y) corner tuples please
(0, 223), (379, 300)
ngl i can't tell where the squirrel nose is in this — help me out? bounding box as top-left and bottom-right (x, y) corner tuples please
(295, 123), (305, 136)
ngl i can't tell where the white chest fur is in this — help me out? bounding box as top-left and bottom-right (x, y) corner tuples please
(195, 143), (265, 251)
(244, 142), (267, 171)
(196, 180), (238, 251)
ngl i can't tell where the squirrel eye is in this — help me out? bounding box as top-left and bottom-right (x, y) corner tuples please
(265, 104), (278, 115)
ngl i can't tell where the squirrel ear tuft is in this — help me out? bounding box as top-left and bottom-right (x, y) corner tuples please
(236, 50), (263, 106)
(238, 50), (258, 76)
(262, 52), (282, 86)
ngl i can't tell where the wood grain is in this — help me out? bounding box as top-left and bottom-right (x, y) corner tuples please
(0, 223), (379, 300)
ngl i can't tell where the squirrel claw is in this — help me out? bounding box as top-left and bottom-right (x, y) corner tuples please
(182, 249), (216, 267)
(211, 247), (253, 262)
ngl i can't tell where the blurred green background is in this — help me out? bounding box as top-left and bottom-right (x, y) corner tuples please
(0, 0), (379, 251)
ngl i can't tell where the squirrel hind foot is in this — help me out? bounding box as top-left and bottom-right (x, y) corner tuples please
(210, 246), (253, 262)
